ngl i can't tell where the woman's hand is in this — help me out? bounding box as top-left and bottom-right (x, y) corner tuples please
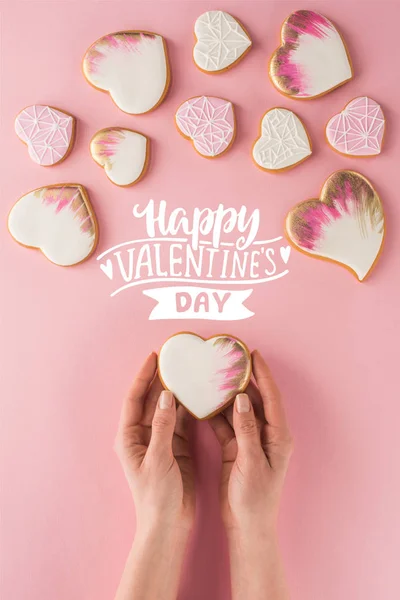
(114, 352), (195, 600)
(209, 349), (293, 600)
(114, 351), (195, 533)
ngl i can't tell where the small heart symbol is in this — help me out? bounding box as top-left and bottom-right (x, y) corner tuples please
(8, 184), (97, 267)
(253, 108), (312, 171)
(100, 259), (113, 280)
(90, 128), (149, 187)
(280, 246), (291, 264)
(176, 96), (235, 158)
(15, 105), (75, 166)
(193, 10), (252, 73)
(158, 333), (251, 420)
(326, 97), (385, 156)
(269, 10), (352, 99)
(285, 171), (385, 281)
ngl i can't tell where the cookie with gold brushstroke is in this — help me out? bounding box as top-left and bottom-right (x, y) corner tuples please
(83, 31), (170, 114)
(269, 10), (353, 99)
(8, 184), (98, 266)
(90, 128), (149, 186)
(285, 171), (385, 281)
(158, 332), (252, 420)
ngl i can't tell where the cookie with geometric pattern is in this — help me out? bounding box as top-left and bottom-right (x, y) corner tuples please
(15, 105), (76, 166)
(326, 97), (385, 157)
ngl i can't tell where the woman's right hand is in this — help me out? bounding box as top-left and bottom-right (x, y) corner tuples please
(209, 349), (293, 599)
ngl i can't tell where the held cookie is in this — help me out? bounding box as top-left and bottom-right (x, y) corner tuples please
(175, 96), (235, 158)
(285, 171), (384, 281)
(253, 108), (312, 172)
(90, 128), (149, 187)
(158, 332), (252, 420)
(83, 31), (170, 114)
(15, 105), (75, 166)
(326, 97), (385, 156)
(8, 184), (98, 266)
(269, 10), (353, 99)
(193, 10), (252, 73)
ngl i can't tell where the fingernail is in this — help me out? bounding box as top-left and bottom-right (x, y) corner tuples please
(160, 391), (173, 409)
(236, 393), (250, 413)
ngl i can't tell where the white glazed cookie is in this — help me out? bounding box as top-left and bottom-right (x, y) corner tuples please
(253, 108), (312, 171)
(8, 184), (98, 266)
(326, 97), (385, 156)
(193, 10), (252, 73)
(285, 171), (385, 281)
(270, 10), (353, 99)
(15, 105), (75, 166)
(90, 128), (149, 186)
(83, 31), (170, 114)
(175, 96), (235, 158)
(158, 333), (252, 420)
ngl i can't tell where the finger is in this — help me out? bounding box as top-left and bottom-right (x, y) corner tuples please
(119, 352), (157, 430)
(232, 393), (261, 457)
(175, 404), (193, 442)
(252, 350), (288, 430)
(148, 391), (176, 455)
(141, 374), (164, 426)
(208, 413), (235, 450)
(246, 380), (267, 424)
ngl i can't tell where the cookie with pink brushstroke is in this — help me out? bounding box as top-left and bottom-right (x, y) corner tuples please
(269, 10), (353, 99)
(326, 97), (385, 157)
(90, 128), (149, 186)
(285, 171), (385, 281)
(158, 332), (251, 420)
(8, 184), (98, 266)
(83, 31), (170, 114)
(15, 105), (75, 166)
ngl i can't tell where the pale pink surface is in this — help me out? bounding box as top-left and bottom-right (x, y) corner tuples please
(0, 2), (399, 600)
(326, 97), (385, 155)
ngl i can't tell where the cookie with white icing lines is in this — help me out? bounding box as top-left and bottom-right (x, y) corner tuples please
(158, 333), (252, 420)
(285, 171), (385, 281)
(15, 105), (75, 166)
(83, 31), (170, 114)
(90, 128), (149, 187)
(326, 97), (385, 157)
(193, 10), (252, 73)
(253, 108), (312, 172)
(8, 184), (98, 266)
(269, 10), (353, 99)
(175, 96), (235, 158)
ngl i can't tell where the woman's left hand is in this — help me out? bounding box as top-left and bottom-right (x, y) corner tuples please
(114, 351), (195, 534)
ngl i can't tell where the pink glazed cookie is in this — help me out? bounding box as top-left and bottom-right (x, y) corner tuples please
(158, 332), (252, 420)
(326, 97), (385, 156)
(175, 96), (236, 158)
(269, 10), (353, 99)
(15, 105), (75, 166)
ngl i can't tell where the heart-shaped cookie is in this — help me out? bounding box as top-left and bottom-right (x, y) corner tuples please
(90, 128), (149, 186)
(15, 105), (75, 166)
(175, 96), (235, 158)
(158, 333), (252, 420)
(285, 171), (385, 281)
(193, 10), (252, 73)
(8, 184), (98, 266)
(83, 31), (170, 114)
(270, 10), (353, 99)
(326, 97), (385, 156)
(253, 108), (312, 171)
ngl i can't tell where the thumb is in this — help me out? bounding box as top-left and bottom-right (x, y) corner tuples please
(148, 390), (176, 455)
(233, 393), (260, 457)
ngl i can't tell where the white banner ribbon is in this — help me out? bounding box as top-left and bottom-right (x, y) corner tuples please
(143, 287), (254, 321)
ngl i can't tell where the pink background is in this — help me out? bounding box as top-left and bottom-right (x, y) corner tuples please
(1, 1), (399, 598)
